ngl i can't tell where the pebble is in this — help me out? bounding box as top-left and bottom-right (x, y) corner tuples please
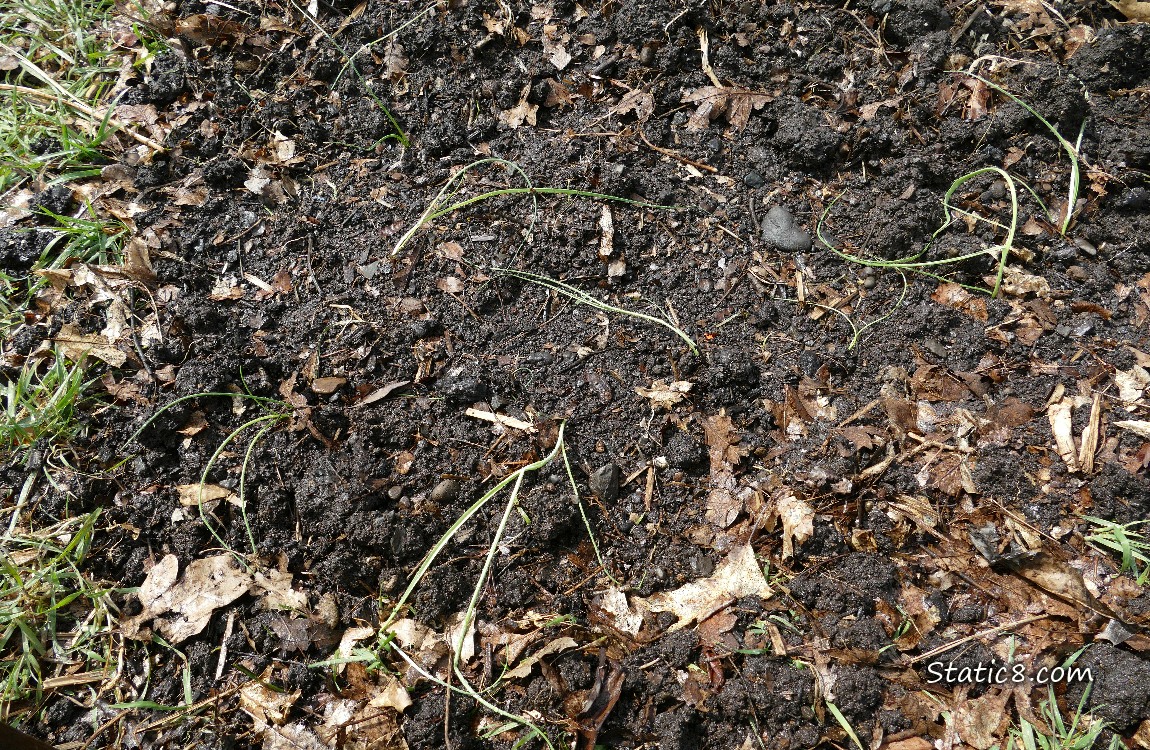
(430, 479), (460, 503)
(387, 485), (404, 500)
(437, 375), (489, 404)
(589, 463), (621, 501)
(744, 171), (765, 188)
(760, 205), (812, 252)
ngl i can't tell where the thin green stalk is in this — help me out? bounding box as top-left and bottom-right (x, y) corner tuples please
(818, 167), (1017, 298)
(497, 267), (699, 354)
(961, 71), (1085, 235)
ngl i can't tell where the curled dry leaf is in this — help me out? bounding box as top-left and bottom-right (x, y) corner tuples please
(682, 85), (771, 131)
(634, 379), (692, 410)
(499, 84), (538, 129)
(176, 483), (236, 507)
(776, 492), (814, 559)
(1115, 420), (1150, 440)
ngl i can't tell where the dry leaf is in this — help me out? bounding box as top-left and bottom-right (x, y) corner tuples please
(1116, 366), (1149, 404)
(682, 85), (771, 131)
(955, 688), (1011, 750)
(125, 554), (252, 643)
(176, 483), (236, 507)
(610, 89), (655, 122)
(702, 411), (742, 528)
(241, 669), (300, 726)
(640, 544), (772, 630)
(1111, 0), (1150, 21)
(53, 323), (126, 367)
(503, 636), (578, 679)
(777, 492), (814, 559)
(635, 380), (692, 410)
(499, 84), (538, 128)
(436, 276), (465, 294)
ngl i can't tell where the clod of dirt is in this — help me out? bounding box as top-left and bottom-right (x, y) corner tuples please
(589, 463), (621, 501)
(760, 206), (812, 253)
(436, 375), (489, 405)
(877, 0), (951, 46)
(30, 185), (74, 218)
(664, 432), (705, 471)
(1068, 643), (1150, 731)
(430, 479), (460, 504)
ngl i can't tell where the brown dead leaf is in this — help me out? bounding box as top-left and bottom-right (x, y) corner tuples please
(682, 85), (771, 132)
(610, 89), (655, 122)
(54, 324), (126, 367)
(702, 411), (742, 528)
(635, 380), (692, 410)
(176, 483), (236, 507)
(640, 544), (772, 630)
(1111, 0), (1150, 21)
(125, 554), (253, 643)
(776, 492), (814, 559)
(383, 41), (407, 82)
(931, 282), (988, 321)
(241, 669), (300, 727)
(955, 688), (1011, 750)
(909, 364), (970, 402)
(499, 84), (538, 129)
(436, 276), (465, 294)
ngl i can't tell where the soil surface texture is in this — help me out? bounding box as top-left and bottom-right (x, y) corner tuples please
(7, 0), (1150, 748)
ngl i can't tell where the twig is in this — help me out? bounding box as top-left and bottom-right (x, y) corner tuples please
(908, 614), (1049, 664)
(637, 127), (718, 173)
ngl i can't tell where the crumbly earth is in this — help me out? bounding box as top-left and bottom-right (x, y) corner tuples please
(6, 0), (1150, 748)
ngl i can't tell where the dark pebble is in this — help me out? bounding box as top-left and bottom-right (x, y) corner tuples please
(437, 375), (489, 404)
(760, 205), (812, 252)
(589, 464), (621, 501)
(744, 171), (765, 188)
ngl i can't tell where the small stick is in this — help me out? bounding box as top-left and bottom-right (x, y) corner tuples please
(908, 614), (1049, 664)
(637, 128), (718, 173)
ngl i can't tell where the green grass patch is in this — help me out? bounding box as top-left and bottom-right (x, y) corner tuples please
(0, 509), (123, 704)
(1, 352), (93, 452)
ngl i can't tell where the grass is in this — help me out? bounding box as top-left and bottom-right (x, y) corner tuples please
(124, 388), (296, 570)
(1080, 516), (1150, 586)
(0, 509), (122, 705)
(1005, 683), (1120, 750)
(0, 0), (164, 192)
(817, 76), (1084, 299)
(393, 157), (698, 354)
(1, 353), (92, 452)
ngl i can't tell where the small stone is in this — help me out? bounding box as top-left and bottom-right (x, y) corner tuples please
(387, 486), (404, 500)
(409, 318), (441, 341)
(760, 205), (812, 252)
(430, 479), (460, 503)
(437, 375), (489, 404)
(744, 171), (765, 188)
(589, 463), (621, 501)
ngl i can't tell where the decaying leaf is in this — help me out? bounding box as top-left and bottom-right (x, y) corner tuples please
(682, 85), (771, 131)
(640, 544), (772, 630)
(610, 88), (655, 122)
(776, 492), (814, 559)
(311, 376), (346, 395)
(635, 380), (692, 410)
(241, 669), (300, 727)
(176, 483), (236, 507)
(1111, 0), (1150, 21)
(500, 84), (538, 128)
(503, 636), (578, 679)
(702, 411), (743, 528)
(54, 323), (126, 367)
(125, 554), (253, 643)
(955, 688), (1011, 750)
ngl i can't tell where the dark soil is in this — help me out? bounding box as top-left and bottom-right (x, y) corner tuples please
(6, 0), (1150, 748)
